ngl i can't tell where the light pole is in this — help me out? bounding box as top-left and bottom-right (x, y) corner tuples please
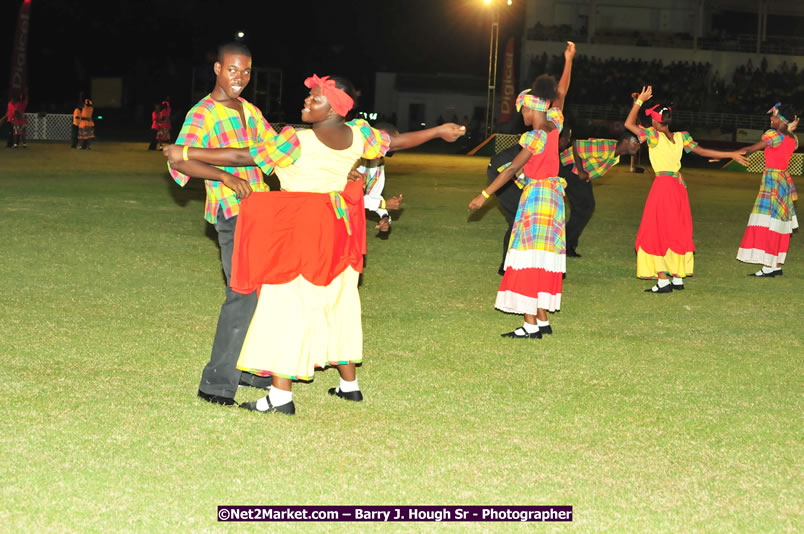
(484, 0), (511, 139)
(484, 1), (500, 139)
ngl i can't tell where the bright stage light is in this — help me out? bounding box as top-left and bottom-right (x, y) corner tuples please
(236, 31), (245, 39)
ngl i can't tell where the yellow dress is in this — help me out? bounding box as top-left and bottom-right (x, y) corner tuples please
(635, 128), (698, 279)
(235, 122), (388, 380)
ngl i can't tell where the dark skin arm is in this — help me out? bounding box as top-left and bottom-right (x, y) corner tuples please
(552, 41), (576, 111)
(168, 159), (254, 198)
(572, 140), (590, 181)
(164, 123), (467, 165)
(625, 86), (652, 138)
(468, 147), (532, 210)
(390, 123), (465, 150)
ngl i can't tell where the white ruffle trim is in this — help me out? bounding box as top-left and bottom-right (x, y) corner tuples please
(746, 213), (799, 233)
(736, 248), (787, 266)
(495, 290), (562, 314)
(504, 248), (566, 273)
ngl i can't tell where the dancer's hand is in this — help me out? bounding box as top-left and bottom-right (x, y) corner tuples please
(376, 216), (390, 232)
(385, 194), (404, 210)
(347, 169), (366, 184)
(437, 123), (466, 142)
(578, 169), (591, 182)
(731, 151), (749, 166)
(221, 172), (253, 199)
(468, 194), (486, 211)
(163, 144), (183, 164)
(788, 116), (799, 133)
(636, 86), (653, 103)
(564, 41), (576, 61)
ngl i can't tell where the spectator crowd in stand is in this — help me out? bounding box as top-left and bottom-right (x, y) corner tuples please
(528, 53), (803, 115)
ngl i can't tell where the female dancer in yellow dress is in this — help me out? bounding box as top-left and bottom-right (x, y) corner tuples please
(166, 74), (464, 414)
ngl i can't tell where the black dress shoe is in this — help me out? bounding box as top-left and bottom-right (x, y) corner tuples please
(501, 327), (542, 339)
(328, 388), (364, 402)
(671, 282), (685, 290)
(749, 269), (782, 277)
(197, 389), (236, 406)
(240, 396), (295, 415)
(644, 284), (673, 293)
(566, 248), (581, 258)
(238, 375), (272, 390)
(539, 325), (553, 335)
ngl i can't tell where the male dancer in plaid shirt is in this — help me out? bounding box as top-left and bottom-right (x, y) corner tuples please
(558, 128), (640, 257)
(166, 42), (275, 405)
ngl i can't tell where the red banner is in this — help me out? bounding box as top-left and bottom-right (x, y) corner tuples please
(498, 37), (516, 124)
(8, 0), (32, 100)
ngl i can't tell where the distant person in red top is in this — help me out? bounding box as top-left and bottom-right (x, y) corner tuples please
(9, 93), (28, 148)
(148, 103), (162, 150)
(157, 99), (172, 149)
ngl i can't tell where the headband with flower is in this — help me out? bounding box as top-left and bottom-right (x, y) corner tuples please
(515, 89), (550, 112)
(644, 104), (671, 122)
(304, 74), (354, 117)
(767, 102), (789, 123)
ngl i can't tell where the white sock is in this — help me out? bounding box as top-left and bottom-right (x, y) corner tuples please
(267, 387), (293, 408)
(536, 319), (550, 327)
(672, 277), (683, 285)
(657, 279), (670, 288)
(523, 322), (539, 334)
(762, 266), (776, 273)
(338, 378), (360, 393)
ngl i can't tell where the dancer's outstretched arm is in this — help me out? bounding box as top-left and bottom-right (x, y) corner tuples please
(625, 86), (652, 137)
(552, 41), (576, 111)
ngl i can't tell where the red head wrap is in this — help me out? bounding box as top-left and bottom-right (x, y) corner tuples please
(645, 104), (670, 123)
(304, 74), (354, 117)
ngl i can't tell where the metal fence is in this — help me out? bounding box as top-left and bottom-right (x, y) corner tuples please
(21, 113), (73, 141)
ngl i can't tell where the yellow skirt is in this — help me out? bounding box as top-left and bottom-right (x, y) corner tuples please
(636, 247), (694, 279)
(237, 267), (362, 381)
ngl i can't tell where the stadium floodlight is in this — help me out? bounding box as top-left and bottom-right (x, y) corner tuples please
(236, 31), (245, 40)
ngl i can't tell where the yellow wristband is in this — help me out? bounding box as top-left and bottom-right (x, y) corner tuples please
(481, 189), (490, 199)
(380, 199), (386, 209)
(182, 145), (189, 161)
(635, 99), (644, 107)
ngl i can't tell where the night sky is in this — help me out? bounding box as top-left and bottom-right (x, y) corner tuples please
(2, 0), (525, 124)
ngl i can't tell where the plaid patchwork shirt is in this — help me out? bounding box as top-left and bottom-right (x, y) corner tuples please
(169, 95), (276, 223)
(560, 139), (620, 179)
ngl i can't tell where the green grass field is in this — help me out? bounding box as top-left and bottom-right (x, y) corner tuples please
(1, 142), (801, 532)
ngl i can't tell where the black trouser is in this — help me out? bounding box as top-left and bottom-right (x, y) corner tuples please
(560, 164), (596, 252)
(71, 125), (78, 148)
(487, 145), (524, 272)
(148, 129), (158, 150)
(198, 215), (267, 398)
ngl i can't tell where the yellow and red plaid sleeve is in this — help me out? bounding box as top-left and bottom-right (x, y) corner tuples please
(576, 139), (620, 179)
(636, 126), (660, 148)
(168, 105), (212, 186)
(681, 131), (698, 153)
(519, 129), (548, 155)
(249, 126), (301, 175)
(348, 119), (391, 159)
(762, 129), (784, 148)
(547, 108), (564, 132)
(559, 147), (574, 167)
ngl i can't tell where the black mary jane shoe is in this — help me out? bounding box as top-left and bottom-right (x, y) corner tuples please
(328, 388), (364, 402)
(671, 282), (685, 290)
(240, 396), (296, 415)
(644, 284), (673, 294)
(539, 325), (553, 335)
(749, 269), (782, 278)
(501, 327), (542, 339)
(197, 389), (237, 406)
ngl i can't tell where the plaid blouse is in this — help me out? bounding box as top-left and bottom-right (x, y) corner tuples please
(169, 95), (276, 223)
(560, 138), (620, 179)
